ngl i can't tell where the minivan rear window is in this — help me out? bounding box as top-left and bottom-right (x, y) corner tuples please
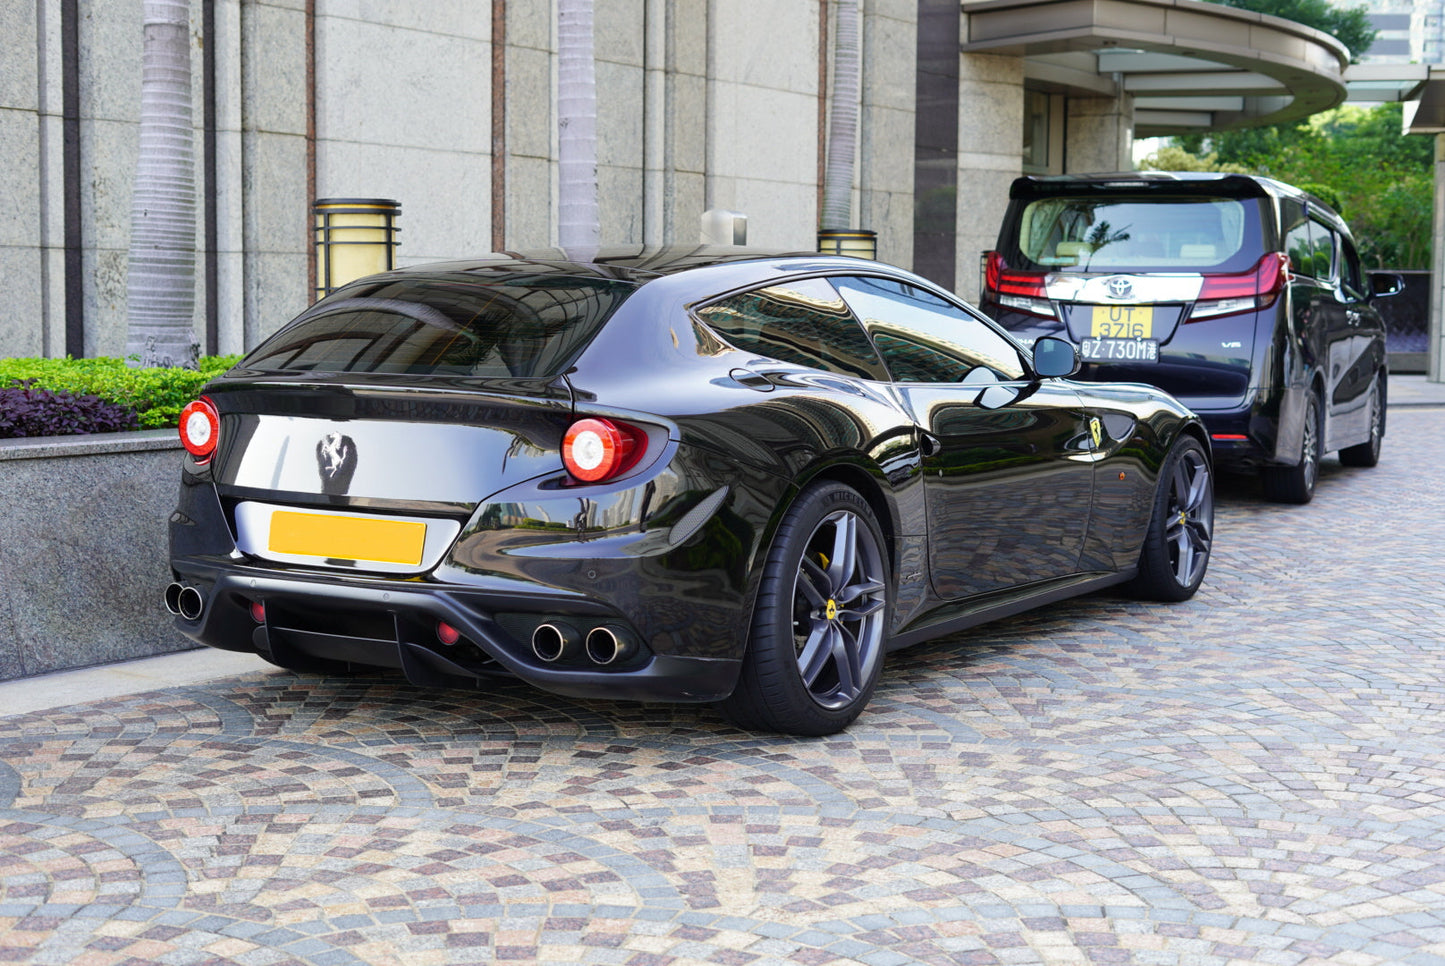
(1005, 196), (1264, 274)
(242, 274), (636, 378)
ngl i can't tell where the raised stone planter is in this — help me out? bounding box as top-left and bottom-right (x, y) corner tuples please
(0, 430), (197, 682)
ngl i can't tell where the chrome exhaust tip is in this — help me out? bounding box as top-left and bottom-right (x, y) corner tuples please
(531, 622), (580, 663)
(585, 625), (635, 666)
(163, 582), (185, 616)
(176, 585), (205, 622)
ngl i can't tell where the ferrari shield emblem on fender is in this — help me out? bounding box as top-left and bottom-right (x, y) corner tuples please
(1090, 417), (1103, 449)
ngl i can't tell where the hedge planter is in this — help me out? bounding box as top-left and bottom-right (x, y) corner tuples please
(0, 430), (196, 682)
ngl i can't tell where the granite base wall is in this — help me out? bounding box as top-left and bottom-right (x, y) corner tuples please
(0, 431), (197, 682)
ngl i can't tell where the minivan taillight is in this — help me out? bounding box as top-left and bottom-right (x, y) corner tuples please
(983, 251), (1055, 319)
(1189, 252), (1288, 322)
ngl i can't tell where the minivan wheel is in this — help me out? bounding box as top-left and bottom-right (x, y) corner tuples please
(1262, 392), (1321, 504)
(1338, 377), (1385, 468)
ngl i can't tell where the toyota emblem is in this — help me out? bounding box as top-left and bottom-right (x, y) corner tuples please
(1105, 276), (1134, 300)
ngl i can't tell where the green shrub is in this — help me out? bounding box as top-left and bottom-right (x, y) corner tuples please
(0, 356), (240, 430)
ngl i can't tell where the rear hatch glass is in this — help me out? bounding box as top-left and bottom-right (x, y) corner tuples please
(242, 273), (637, 378)
(1004, 195), (1265, 275)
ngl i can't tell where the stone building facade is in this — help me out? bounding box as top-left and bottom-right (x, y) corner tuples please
(3, 0), (1351, 361)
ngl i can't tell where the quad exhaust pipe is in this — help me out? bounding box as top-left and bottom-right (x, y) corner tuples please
(164, 582), (205, 621)
(531, 621), (637, 666)
(531, 622), (581, 663)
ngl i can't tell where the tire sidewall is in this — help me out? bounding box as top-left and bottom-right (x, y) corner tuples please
(739, 482), (891, 735)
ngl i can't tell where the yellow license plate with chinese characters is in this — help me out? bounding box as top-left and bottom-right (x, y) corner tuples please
(269, 511), (426, 566)
(1091, 304), (1154, 339)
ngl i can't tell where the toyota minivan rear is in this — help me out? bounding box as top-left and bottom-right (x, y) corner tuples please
(979, 172), (1395, 503)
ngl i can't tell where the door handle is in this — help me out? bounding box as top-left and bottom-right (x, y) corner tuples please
(918, 431), (943, 457)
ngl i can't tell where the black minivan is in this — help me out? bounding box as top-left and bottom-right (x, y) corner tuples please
(979, 172), (1401, 503)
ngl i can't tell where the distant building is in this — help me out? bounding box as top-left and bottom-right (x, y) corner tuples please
(1355, 0), (1445, 64)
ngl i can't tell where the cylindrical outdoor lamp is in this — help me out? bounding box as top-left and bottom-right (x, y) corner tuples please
(313, 198), (401, 300)
(817, 229), (877, 260)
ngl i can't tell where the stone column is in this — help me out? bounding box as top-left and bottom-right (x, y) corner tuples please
(954, 51), (1023, 302)
(1432, 133), (1445, 383)
(1065, 93), (1135, 174)
(238, 0), (310, 348)
(860, 0), (917, 267)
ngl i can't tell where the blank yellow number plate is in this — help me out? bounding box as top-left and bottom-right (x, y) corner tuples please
(1091, 304), (1153, 339)
(269, 511), (426, 566)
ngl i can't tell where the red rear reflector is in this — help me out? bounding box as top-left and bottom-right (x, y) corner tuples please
(179, 396), (220, 461)
(1211, 434), (1249, 441)
(436, 621), (461, 645)
(249, 600), (266, 623)
(562, 417), (643, 483)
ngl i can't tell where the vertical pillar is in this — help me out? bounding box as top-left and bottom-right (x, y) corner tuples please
(953, 51), (1023, 301)
(860, 0), (917, 267)
(1431, 133), (1445, 383)
(1065, 92), (1135, 174)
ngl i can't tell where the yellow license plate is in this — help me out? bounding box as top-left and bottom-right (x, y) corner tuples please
(269, 511), (426, 566)
(1091, 304), (1153, 339)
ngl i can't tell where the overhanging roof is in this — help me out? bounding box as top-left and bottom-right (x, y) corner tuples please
(961, 0), (1350, 137)
(1400, 67), (1445, 134)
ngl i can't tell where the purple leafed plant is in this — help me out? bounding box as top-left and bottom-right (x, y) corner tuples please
(0, 381), (139, 439)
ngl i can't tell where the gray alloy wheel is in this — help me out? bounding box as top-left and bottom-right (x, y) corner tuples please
(1128, 436), (1213, 602)
(720, 482), (890, 736)
(1262, 392), (1320, 504)
(1339, 376), (1385, 468)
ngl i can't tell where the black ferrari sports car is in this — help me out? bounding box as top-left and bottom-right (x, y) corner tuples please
(167, 246), (1213, 735)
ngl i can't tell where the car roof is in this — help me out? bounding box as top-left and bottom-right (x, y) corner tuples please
(385, 245), (824, 286)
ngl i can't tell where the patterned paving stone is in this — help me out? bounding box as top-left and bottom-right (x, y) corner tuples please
(2, 408), (1444, 964)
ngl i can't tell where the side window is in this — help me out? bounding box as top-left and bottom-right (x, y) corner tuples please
(1282, 200), (1314, 279)
(833, 276), (1027, 384)
(1339, 236), (1366, 301)
(693, 277), (887, 380)
(1308, 218), (1336, 281)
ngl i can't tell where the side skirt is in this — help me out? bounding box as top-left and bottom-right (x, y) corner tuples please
(886, 570), (1135, 652)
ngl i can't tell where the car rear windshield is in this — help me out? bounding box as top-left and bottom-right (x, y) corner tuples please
(242, 273), (636, 378)
(1003, 195), (1265, 274)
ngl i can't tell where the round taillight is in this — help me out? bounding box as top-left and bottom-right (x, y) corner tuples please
(562, 418), (639, 483)
(178, 397), (220, 461)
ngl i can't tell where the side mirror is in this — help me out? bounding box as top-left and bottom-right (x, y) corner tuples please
(1368, 271), (1404, 299)
(1032, 336), (1079, 378)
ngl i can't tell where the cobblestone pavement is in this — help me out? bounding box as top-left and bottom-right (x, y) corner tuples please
(3, 408), (1444, 966)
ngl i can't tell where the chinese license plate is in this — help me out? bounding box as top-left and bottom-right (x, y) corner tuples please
(1090, 304), (1153, 339)
(269, 510), (427, 566)
(1081, 337), (1160, 363)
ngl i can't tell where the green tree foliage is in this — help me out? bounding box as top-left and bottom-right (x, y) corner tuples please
(1169, 103), (1433, 269)
(1207, 0), (1374, 60)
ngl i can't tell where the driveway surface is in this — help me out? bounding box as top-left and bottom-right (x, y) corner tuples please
(2, 408), (1443, 966)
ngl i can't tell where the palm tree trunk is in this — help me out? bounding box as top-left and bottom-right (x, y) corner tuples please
(820, 0), (860, 232)
(124, 0), (197, 368)
(557, 0), (600, 257)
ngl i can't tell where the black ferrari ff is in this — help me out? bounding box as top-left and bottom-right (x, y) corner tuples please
(167, 247), (1213, 735)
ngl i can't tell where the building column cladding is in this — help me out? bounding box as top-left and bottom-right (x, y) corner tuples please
(860, 0), (917, 267)
(1432, 133), (1445, 382)
(1065, 92), (1136, 174)
(1, 0), (48, 357)
(954, 51), (1023, 302)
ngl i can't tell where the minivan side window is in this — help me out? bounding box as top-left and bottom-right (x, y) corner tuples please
(693, 277), (889, 380)
(1339, 236), (1367, 302)
(1282, 201), (1316, 279)
(1307, 218), (1336, 281)
(832, 276), (1028, 384)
